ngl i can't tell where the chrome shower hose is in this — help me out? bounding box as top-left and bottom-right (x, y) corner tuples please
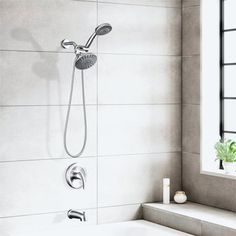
(64, 58), (87, 158)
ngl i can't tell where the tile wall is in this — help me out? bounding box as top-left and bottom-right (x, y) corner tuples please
(182, 0), (236, 212)
(0, 0), (181, 234)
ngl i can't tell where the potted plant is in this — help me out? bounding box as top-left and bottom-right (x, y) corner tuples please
(215, 139), (236, 174)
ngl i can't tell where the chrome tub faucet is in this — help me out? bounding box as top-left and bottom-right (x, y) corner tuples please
(67, 210), (86, 222)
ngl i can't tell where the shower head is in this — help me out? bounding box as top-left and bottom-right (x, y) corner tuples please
(95, 23), (112, 36)
(85, 23), (112, 48)
(75, 53), (97, 70)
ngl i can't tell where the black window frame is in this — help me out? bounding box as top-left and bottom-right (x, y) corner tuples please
(219, 0), (236, 168)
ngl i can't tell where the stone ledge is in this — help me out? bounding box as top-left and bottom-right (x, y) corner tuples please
(142, 202), (236, 236)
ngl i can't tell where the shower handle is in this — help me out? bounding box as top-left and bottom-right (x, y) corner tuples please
(65, 163), (86, 189)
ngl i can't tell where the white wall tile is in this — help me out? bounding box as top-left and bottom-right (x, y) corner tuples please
(97, 0), (181, 7)
(98, 54), (181, 104)
(98, 3), (181, 55)
(0, 106), (97, 161)
(0, 0), (182, 224)
(98, 105), (181, 155)
(0, 0), (97, 52)
(0, 158), (97, 217)
(98, 153), (181, 207)
(98, 204), (142, 224)
(0, 209), (97, 236)
(0, 51), (97, 105)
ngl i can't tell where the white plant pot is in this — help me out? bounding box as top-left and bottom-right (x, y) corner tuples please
(223, 161), (236, 174)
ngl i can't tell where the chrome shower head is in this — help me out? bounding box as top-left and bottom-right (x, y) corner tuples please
(85, 23), (112, 48)
(75, 53), (97, 70)
(95, 23), (112, 36)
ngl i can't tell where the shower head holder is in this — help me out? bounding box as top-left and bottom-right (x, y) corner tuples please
(61, 39), (88, 53)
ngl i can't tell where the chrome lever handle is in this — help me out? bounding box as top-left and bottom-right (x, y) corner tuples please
(71, 172), (85, 189)
(65, 163), (86, 189)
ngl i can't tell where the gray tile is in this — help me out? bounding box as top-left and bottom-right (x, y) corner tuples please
(143, 206), (163, 224)
(0, 0), (97, 52)
(183, 0), (200, 7)
(98, 153), (181, 207)
(0, 51), (97, 105)
(143, 206), (201, 235)
(98, 105), (181, 155)
(182, 6), (200, 56)
(182, 56), (200, 104)
(0, 209), (97, 236)
(182, 104), (200, 153)
(98, 204), (142, 224)
(98, 0), (181, 7)
(182, 153), (236, 212)
(98, 3), (181, 55)
(98, 54), (181, 104)
(0, 106), (97, 161)
(0, 158), (97, 217)
(202, 222), (236, 236)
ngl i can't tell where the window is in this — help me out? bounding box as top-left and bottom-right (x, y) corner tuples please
(201, 0), (236, 178)
(220, 0), (236, 143)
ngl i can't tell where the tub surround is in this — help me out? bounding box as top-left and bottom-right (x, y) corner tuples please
(143, 202), (236, 236)
(0, 0), (181, 233)
(182, 0), (236, 212)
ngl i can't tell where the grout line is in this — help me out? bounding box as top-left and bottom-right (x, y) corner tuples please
(182, 5), (200, 9)
(98, 151), (181, 159)
(0, 49), (75, 54)
(180, 0), (183, 191)
(98, 203), (142, 209)
(0, 207), (96, 219)
(0, 156), (97, 164)
(0, 203), (142, 220)
(96, 1), (181, 9)
(0, 152), (181, 164)
(0, 49), (181, 57)
(0, 103), (181, 108)
(96, 0), (99, 225)
(0, 104), (97, 107)
(98, 52), (182, 57)
(182, 103), (200, 106)
(182, 151), (200, 155)
(182, 54), (200, 58)
(182, 53), (200, 57)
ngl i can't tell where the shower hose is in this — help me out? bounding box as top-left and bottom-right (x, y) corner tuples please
(64, 57), (87, 158)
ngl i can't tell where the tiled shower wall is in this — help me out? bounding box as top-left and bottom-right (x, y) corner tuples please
(182, 0), (236, 212)
(0, 0), (181, 234)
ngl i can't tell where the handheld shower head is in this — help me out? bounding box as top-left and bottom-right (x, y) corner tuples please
(85, 23), (112, 48)
(95, 23), (112, 36)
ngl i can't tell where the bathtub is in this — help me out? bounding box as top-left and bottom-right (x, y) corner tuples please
(17, 220), (192, 236)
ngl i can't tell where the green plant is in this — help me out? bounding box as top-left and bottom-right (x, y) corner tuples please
(215, 139), (236, 162)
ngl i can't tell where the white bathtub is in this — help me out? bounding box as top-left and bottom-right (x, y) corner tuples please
(17, 220), (192, 236)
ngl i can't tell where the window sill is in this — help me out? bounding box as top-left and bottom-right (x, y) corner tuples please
(201, 168), (236, 180)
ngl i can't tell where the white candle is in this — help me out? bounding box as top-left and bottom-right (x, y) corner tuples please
(163, 178), (170, 204)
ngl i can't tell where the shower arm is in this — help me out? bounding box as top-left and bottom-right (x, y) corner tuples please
(61, 39), (89, 53)
(61, 40), (77, 49)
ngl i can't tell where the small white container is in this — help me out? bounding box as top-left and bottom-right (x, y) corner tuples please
(163, 178), (170, 204)
(223, 161), (236, 174)
(174, 191), (187, 204)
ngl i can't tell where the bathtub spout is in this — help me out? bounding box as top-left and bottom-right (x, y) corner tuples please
(67, 210), (86, 222)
